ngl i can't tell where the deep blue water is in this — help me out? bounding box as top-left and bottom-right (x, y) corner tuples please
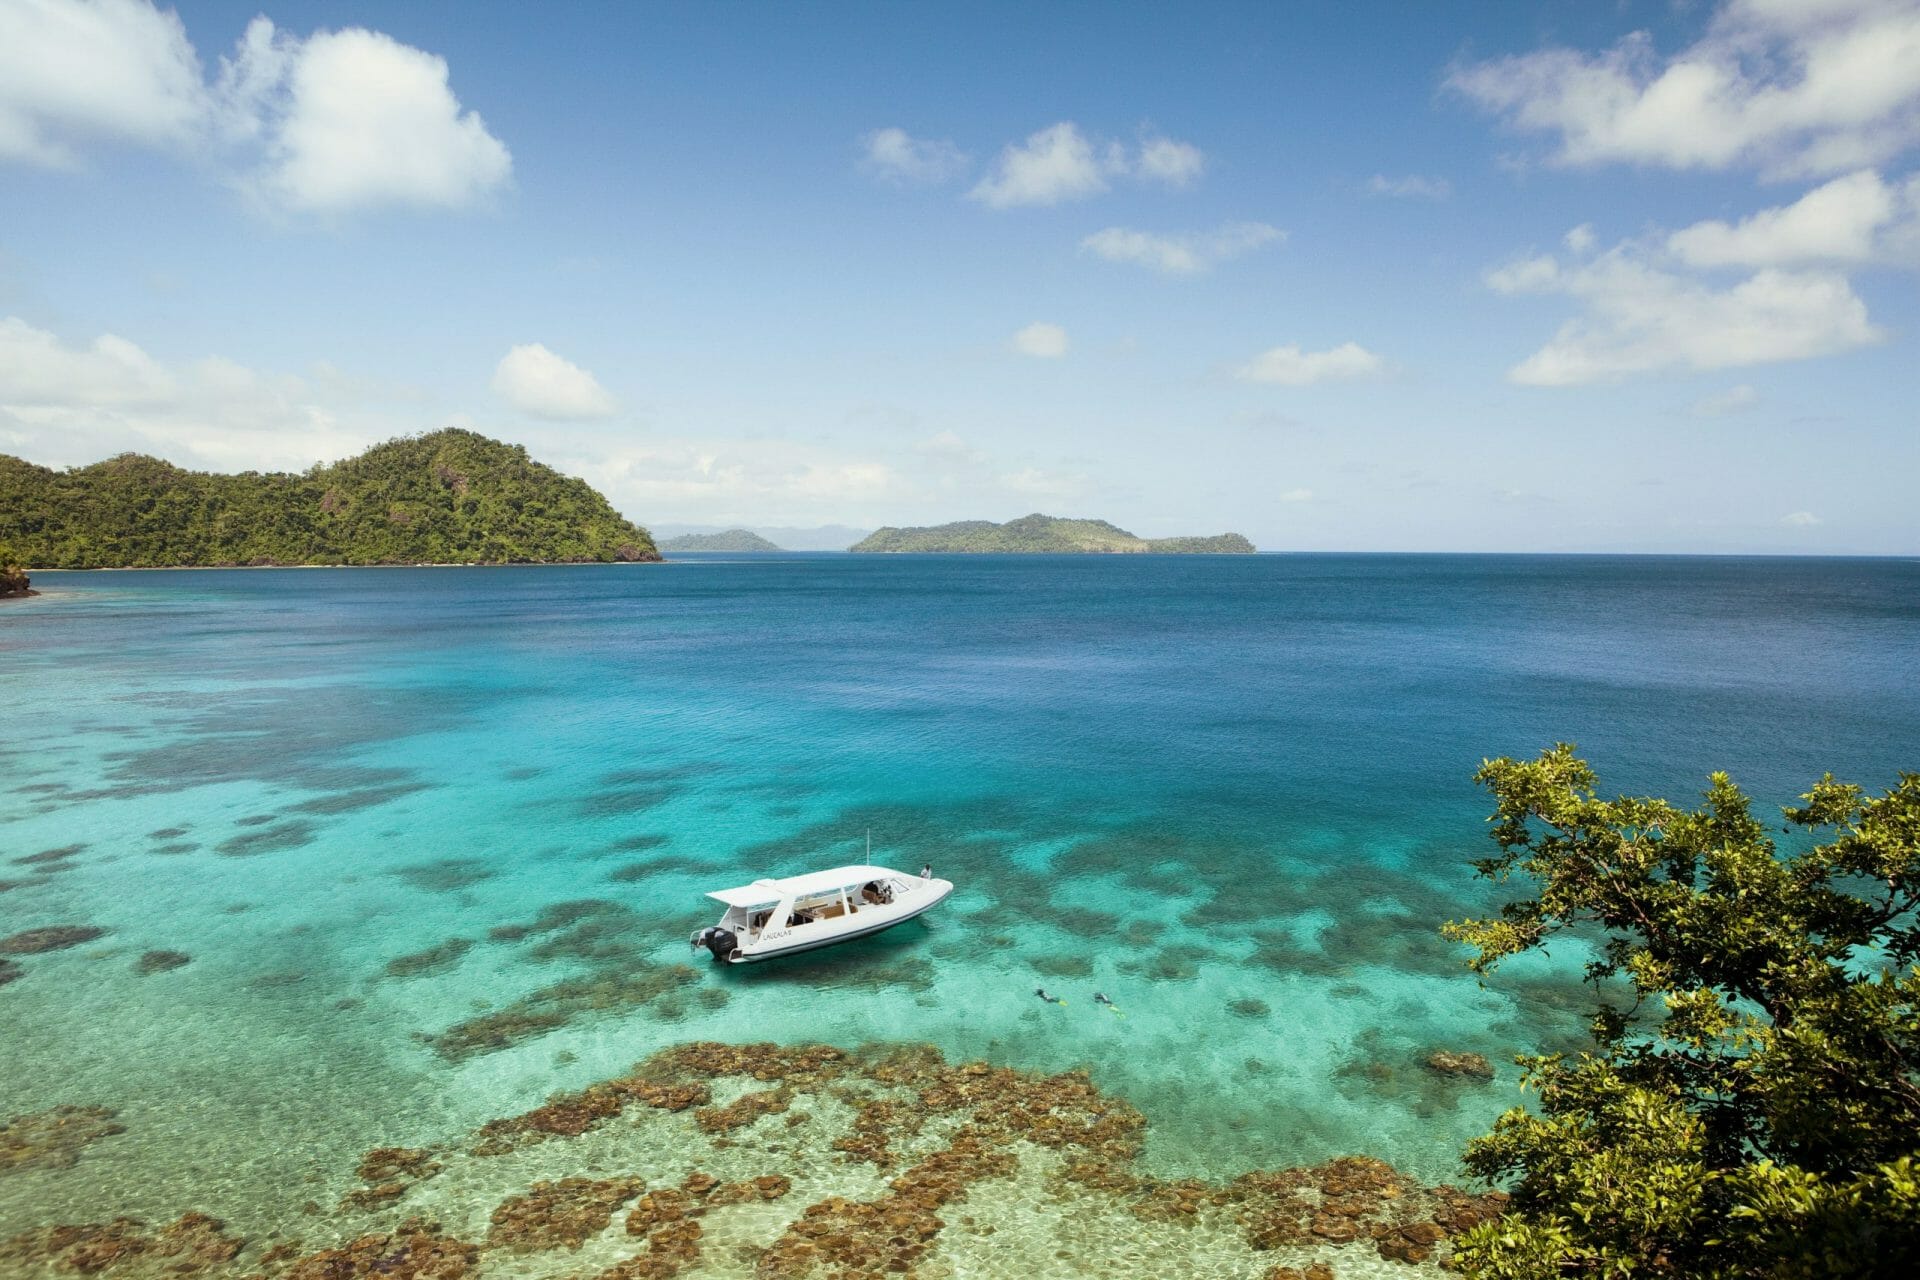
(3, 554), (1916, 1249)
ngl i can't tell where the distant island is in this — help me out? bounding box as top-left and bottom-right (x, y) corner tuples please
(850, 513), (1255, 554)
(659, 529), (783, 552)
(652, 523), (872, 551)
(0, 429), (659, 569)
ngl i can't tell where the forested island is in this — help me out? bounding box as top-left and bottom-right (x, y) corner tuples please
(659, 529), (783, 552)
(851, 513), (1254, 554)
(0, 430), (659, 568)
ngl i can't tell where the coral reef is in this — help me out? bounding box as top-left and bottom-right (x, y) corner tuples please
(135, 950), (192, 975)
(1, 926), (107, 954)
(383, 939), (473, 979)
(1421, 1050), (1495, 1080)
(0, 1106), (125, 1175)
(0, 959), (22, 986)
(0, 1212), (240, 1274)
(426, 964), (698, 1061)
(339, 1147), (442, 1211)
(279, 1218), (477, 1280)
(0, 1038), (1512, 1278)
(487, 1177), (643, 1251)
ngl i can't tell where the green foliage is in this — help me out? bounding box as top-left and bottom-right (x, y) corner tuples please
(659, 529), (782, 551)
(0, 536), (28, 594)
(1445, 745), (1920, 1278)
(0, 430), (658, 568)
(850, 512), (1254, 553)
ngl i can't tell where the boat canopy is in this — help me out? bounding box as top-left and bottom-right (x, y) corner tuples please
(705, 864), (904, 909)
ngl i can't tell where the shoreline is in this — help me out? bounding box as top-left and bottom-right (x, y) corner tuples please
(22, 560), (666, 573)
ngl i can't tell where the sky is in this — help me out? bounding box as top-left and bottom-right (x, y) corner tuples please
(1, 0), (1917, 553)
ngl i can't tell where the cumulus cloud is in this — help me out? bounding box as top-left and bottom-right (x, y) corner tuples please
(1782, 510), (1823, 526)
(861, 126), (969, 185)
(1564, 223), (1598, 254)
(242, 22), (512, 213)
(491, 343), (617, 420)
(969, 122), (1205, 208)
(1448, 0), (1920, 179)
(578, 440), (903, 521)
(970, 123), (1109, 208)
(0, 314), (383, 470)
(1367, 174), (1452, 199)
(1667, 168), (1920, 265)
(1279, 487), (1314, 502)
(0, 2), (510, 213)
(1236, 342), (1385, 386)
(1487, 244), (1882, 384)
(1011, 322), (1068, 359)
(0, 0), (207, 166)
(1080, 222), (1283, 274)
(1137, 136), (1205, 186)
(1691, 384), (1761, 415)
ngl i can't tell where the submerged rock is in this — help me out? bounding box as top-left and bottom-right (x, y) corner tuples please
(281, 1219), (477, 1279)
(0, 1105), (125, 1174)
(0, 1211), (239, 1274)
(488, 1176), (644, 1251)
(1421, 1050), (1495, 1080)
(0, 959), (22, 987)
(0, 925), (106, 954)
(134, 950), (191, 975)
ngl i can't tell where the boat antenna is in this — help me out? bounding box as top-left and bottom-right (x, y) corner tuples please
(865, 828), (871, 860)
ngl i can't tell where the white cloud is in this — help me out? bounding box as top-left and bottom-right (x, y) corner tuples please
(0, 314), (383, 470)
(1280, 487), (1314, 502)
(1012, 322), (1068, 359)
(1448, 0), (1920, 179)
(491, 344), (617, 420)
(970, 122), (1110, 208)
(1691, 384), (1761, 415)
(1488, 243), (1882, 384)
(578, 439), (904, 522)
(1236, 342), (1385, 386)
(0, 3), (510, 214)
(861, 126), (969, 185)
(1564, 223), (1598, 254)
(1367, 173), (1452, 199)
(1137, 136), (1205, 186)
(0, 0), (207, 166)
(242, 22), (511, 213)
(969, 122), (1205, 208)
(917, 430), (987, 464)
(1782, 510), (1824, 526)
(1080, 222), (1282, 274)
(1667, 168), (1919, 265)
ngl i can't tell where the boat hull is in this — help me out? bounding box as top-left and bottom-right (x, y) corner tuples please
(728, 880), (952, 963)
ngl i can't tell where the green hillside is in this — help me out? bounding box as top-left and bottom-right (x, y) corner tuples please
(0, 429), (659, 568)
(850, 513), (1254, 554)
(659, 529), (783, 552)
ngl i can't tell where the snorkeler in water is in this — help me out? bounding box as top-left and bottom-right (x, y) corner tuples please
(1094, 992), (1125, 1016)
(1034, 987), (1066, 1005)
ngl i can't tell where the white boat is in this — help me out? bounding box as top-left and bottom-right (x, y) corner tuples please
(689, 863), (953, 964)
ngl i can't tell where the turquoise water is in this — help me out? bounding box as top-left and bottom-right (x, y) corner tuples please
(3, 555), (1917, 1264)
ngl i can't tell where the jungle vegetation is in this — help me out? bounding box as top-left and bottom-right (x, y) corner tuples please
(658, 528), (783, 552)
(0, 429), (659, 568)
(1448, 745), (1920, 1278)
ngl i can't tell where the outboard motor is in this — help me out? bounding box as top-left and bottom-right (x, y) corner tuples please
(691, 926), (738, 962)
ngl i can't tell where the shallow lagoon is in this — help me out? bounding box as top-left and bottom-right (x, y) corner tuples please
(3, 555), (1917, 1275)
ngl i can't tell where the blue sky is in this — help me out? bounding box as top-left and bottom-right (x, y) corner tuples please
(1, 0), (1916, 552)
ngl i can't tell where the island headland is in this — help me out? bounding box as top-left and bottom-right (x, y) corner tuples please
(850, 513), (1255, 554)
(658, 528), (783, 552)
(0, 430), (658, 569)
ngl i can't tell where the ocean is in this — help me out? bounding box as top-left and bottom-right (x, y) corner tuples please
(3, 554), (1915, 1277)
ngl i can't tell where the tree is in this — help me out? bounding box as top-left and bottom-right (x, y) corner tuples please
(1445, 745), (1920, 1279)
(0, 538), (28, 594)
